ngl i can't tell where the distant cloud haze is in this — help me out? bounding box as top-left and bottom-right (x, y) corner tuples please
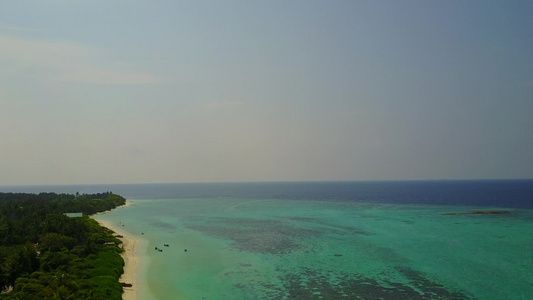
(0, 35), (159, 85)
(0, 1), (532, 185)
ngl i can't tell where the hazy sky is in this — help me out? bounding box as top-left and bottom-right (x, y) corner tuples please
(1, 1), (532, 185)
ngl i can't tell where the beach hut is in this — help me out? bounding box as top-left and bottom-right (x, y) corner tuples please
(63, 212), (83, 218)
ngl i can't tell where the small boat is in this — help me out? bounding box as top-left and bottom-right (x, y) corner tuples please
(164, 244), (169, 247)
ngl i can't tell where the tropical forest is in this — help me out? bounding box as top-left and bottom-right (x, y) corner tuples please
(0, 192), (126, 299)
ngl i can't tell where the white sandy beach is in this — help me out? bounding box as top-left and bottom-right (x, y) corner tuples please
(93, 201), (138, 300)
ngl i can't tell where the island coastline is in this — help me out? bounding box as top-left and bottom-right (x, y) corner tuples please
(92, 201), (139, 300)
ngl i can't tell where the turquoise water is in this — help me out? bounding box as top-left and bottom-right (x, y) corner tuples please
(95, 197), (533, 300)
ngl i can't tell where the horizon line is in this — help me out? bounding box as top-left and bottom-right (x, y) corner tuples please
(2, 178), (532, 188)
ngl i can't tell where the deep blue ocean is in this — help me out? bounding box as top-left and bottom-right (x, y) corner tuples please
(2, 180), (533, 208)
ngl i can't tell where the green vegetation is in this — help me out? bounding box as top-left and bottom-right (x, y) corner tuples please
(0, 192), (126, 299)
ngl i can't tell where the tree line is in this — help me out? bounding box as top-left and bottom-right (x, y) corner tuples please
(0, 192), (126, 299)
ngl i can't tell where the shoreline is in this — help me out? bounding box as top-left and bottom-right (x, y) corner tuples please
(92, 201), (139, 300)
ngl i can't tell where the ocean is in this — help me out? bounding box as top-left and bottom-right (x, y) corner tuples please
(3, 180), (533, 299)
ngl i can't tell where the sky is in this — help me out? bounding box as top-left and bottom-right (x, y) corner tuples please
(1, 0), (532, 185)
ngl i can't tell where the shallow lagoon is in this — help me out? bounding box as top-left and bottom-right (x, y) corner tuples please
(96, 196), (533, 299)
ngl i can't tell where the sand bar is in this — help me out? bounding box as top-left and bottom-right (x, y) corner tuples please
(93, 202), (138, 300)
